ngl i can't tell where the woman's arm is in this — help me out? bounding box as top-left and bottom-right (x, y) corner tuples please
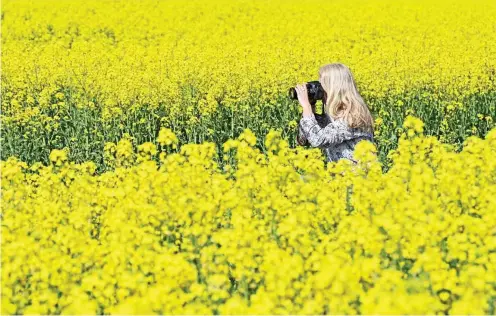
(299, 113), (356, 148)
(297, 121), (308, 146)
(294, 83), (355, 148)
(297, 113), (330, 146)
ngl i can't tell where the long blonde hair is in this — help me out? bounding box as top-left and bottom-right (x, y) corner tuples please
(319, 63), (374, 133)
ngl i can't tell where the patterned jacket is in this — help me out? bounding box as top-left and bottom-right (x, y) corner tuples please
(297, 113), (374, 163)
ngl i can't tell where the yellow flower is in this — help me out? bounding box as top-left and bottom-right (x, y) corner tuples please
(157, 127), (178, 149)
(49, 148), (68, 166)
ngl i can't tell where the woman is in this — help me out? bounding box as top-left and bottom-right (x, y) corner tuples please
(295, 63), (375, 164)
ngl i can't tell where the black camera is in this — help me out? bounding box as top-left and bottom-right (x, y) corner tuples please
(288, 80), (325, 105)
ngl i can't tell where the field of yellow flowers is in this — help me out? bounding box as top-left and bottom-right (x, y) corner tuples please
(1, 0), (496, 314)
(2, 117), (496, 314)
(1, 0), (496, 170)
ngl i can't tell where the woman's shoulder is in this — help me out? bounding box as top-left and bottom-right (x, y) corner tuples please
(334, 118), (374, 139)
(330, 117), (349, 129)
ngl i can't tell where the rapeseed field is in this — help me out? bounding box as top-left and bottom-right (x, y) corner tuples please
(2, 118), (496, 314)
(2, 0), (495, 169)
(1, 0), (496, 314)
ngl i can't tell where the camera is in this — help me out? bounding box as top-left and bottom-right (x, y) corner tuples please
(288, 80), (325, 105)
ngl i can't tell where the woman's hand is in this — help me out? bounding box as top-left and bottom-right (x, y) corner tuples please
(295, 83), (313, 117)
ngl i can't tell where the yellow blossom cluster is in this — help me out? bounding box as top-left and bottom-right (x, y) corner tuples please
(2, 117), (495, 314)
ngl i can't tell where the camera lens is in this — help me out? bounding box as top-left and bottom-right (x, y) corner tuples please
(288, 87), (297, 100)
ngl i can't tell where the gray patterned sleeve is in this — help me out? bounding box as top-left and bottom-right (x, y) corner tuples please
(297, 113), (331, 146)
(297, 122), (308, 146)
(299, 114), (356, 148)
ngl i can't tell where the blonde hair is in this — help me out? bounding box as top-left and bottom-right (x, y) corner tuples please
(319, 63), (374, 133)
